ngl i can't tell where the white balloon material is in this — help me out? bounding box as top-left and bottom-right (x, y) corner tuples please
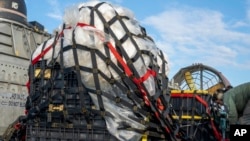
(31, 1), (170, 140)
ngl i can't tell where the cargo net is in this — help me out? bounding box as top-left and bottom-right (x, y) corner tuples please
(170, 90), (226, 141)
(25, 1), (183, 141)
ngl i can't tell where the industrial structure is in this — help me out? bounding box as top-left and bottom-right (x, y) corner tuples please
(0, 0), (51, 136)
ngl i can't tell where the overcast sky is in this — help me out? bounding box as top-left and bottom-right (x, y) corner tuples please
(25, 0), (250, 87)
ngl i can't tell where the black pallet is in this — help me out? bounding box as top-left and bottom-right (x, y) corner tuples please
(170, 94), (212, 116)
(26, 60), (119, 141)
(25, 125), (118, 141)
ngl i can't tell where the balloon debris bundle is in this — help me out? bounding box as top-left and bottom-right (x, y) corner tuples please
(8, 1), (184, 141)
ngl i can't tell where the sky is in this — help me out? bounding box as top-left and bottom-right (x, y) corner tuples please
(25, 0), (250, 87)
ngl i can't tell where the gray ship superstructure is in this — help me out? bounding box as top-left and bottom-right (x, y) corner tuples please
(0, 0), (51, 135)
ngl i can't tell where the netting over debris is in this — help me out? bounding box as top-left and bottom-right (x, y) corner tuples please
(25, 1), (181, 141)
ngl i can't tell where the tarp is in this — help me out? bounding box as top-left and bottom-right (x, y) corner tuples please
(223, 82), (250, 124)
(26, 1), (178, 141)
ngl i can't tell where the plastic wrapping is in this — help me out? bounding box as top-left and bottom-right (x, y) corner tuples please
(32, 36), (61, 62)
(31, 1), (170, 140)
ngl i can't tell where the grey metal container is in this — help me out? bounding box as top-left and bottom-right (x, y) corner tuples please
(0, 0), (51, 135)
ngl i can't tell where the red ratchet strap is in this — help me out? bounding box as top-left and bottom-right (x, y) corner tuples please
(171, 93), (222, 140)
(24, 109), (28, 115)
(30, 22), (159, 108)
(78, 23), (158, 107)
(26, 80), (30, 93)
(32, 44), (53, 65)
(31, 27), (71, 65)
(14, 123), (21, 130)
(210, 120), (222, 140)
(32, 35), (58, 65)
(171, 94), (209, 109)
(77, 24), (157, 94)
(106, 42), (156, 106)
(77, 23), (95, 28)
(32, 24), (92, 65)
